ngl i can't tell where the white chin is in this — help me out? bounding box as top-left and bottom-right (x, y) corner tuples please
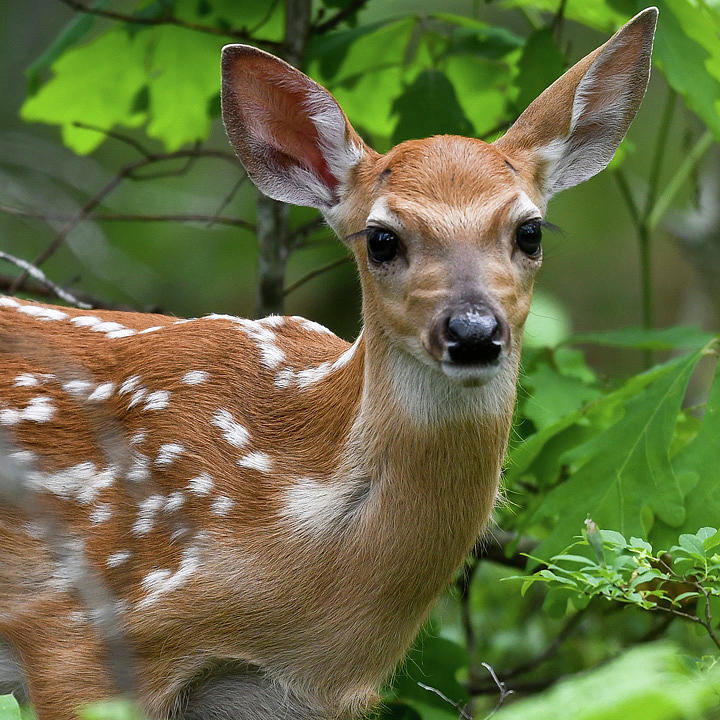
(440, 361), (501, 386)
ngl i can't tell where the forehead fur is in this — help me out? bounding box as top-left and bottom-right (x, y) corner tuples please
(377, 135), (518, 205)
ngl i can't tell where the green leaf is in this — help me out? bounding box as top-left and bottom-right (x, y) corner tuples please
(513, 28), (566, 114)
(21, 29), (150, 154)
(391, 69), (473, 144)
(79, 699), (145, 720)
(522, 362), (601, 431)
(569, 326), (715, 351)
(25, 0), (112, 96)
(652, 0), (720, 142)
(429, 13), (524, 59)
(528, 351), (702, 561)
(653, 357), (720, 547)
(0, 695), (21, 720)
(444, 55), (513, 138)
(491, 642), (720, 719)
(146, 25), (223, 150)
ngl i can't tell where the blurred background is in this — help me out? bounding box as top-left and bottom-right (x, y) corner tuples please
(1, 0), (717, 377)
(1, 2), (719, 719)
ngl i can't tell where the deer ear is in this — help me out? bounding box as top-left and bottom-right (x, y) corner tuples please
(221, 45), (368, 210)
(494, 7), (658, 201)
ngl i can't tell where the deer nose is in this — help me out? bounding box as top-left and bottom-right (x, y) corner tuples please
(445, 309), (504, 365)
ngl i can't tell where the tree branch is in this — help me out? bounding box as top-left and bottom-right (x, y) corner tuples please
(313, 0), (369, 33)
(56, 0), (284, 50)
(1, 205), (255, 231)
(8, 148), (238, 294)
(283, 255), (351, 297)
(0, 251), (90, 308)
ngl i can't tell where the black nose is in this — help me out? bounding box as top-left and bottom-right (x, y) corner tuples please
(446, 310), (503, 365)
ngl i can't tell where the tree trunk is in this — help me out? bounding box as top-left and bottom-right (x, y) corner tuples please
(253, 0), (311, 318)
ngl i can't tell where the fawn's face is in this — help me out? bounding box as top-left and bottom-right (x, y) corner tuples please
(341, 135), (543, 386)
(222, 8), (656, 388)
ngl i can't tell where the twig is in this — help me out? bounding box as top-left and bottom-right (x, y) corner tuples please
(313, 0), (369, 33)
(8, 148), (238, 293)
(288, 217), (328, 250)
(0, 274), (125, 310)
(551, 0), (568, 44)
(283, 255), (351, 297)
(206, 175), (248, 228)
(56, 0), (284, 49)
(416, 682), (473, 720)
(0, 250), (90, 308)
(643, 89), (677, 222)
(72, 121), (153, 159)
(1, 205), (255, 231)
(479, 663), (514, 719)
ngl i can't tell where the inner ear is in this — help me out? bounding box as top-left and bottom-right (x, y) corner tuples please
(221, 45), (367, 210)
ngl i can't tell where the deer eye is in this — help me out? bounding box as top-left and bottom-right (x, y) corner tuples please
(366, 227), (399, 263)
(516, 220), (542, 257)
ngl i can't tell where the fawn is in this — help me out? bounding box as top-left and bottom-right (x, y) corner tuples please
(0, 8), (657, 719)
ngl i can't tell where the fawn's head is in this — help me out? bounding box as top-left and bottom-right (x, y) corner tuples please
(221, 9), (657, 388)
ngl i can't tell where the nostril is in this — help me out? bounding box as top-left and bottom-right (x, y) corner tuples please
(445, 311), (503, 365)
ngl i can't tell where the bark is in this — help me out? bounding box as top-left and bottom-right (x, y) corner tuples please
(253, 0), (312, 318)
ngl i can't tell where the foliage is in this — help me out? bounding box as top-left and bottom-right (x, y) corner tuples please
(4, 0), (720, 718)
(517, 525), (720, 647)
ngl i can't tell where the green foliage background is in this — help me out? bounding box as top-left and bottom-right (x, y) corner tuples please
(0, 0), (719, 718)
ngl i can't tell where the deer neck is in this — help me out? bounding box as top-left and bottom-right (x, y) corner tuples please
(335, 312), (517, 584)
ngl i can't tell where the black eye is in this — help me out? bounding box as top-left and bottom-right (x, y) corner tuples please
(366, 227), (399, 263)
(516, 220), (542, 256)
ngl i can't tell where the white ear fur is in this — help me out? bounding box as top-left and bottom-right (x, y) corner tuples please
(495, 8), (658, 200)
(221, 45), (366, 210)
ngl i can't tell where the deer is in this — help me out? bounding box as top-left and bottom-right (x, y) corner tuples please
(0, 8), (657, 720)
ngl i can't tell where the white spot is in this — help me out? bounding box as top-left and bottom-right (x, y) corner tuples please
(211, 495), (234, 516)
(259, 315), (285, 328)
(155, 443), (184, 467)
(132, 494), (164, 535)
(0, 408), (20, 426)
(127, 452), (150, 482)
(274, 368), (294, 389)
(106, 328), (136, 339)
(332, 332), (363, 370)
(88, 382), (115, 402)
(15, 373), (39, 387)
(143, 390), (170, 411)
(107, 550), (132, 568)
(0, 297), (20, 308)
(212, 409), (249, 448)
(129, 430), (147, 446)
(91, 321), (126, 334)
(238, 452), (272, 474)
(35, 462), (115, 504)
(296, 362), (331, 388)
(137, 539), (203, 608)
(281, 476), (362, 535)
(21, 396), (55, 423)
(9, 449), (36, 466)
(18, 305), (68, 321)
(165, 491), (185, 512)
(188, 473), (213, 496)
(63, 379), (92, 398)
(70, 315), (100, 327)
(142, 568), (171, 591)
(237, 319), (286, 369)
(89, 503), (112, 524)
(127, 387), (148, 408)
(181, 370), (209, 385)
(293, 317), (335, 336)
(119, 376), (141, 396)
(139, 326), (162, 334)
